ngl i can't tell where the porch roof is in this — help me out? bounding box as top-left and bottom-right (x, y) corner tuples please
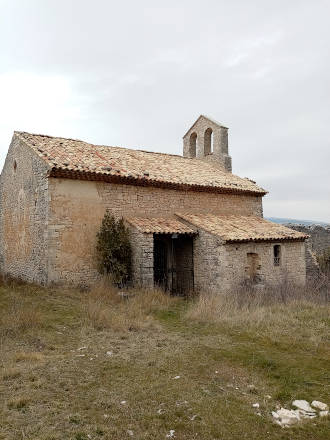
(125, 217), (197, 235)
(175, 213), (309, 243)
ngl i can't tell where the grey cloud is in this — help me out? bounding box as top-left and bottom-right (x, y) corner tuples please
(0, 0), (329, 221)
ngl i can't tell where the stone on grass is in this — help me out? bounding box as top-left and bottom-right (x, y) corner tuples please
(272, 408), (300, 427)
(319, 410), (329, 417)
(252, 403), (260, 408)
(166, 430), (175, 438)
(297, 410), (317, 419)
(272, 411), (280, 419)
(311, 400), (328, 411)
(292, 400), (315, 413)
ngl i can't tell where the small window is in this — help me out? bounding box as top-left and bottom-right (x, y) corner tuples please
(13, 160), (17, 171)
(274, 245), (281, 266)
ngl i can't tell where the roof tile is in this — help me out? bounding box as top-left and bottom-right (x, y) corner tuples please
(15, 131), (266, 195)
(176, 213), (309, 243)
(125, 217), (196, 235)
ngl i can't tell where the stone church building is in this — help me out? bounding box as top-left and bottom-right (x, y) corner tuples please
(0, 115), (308, 292)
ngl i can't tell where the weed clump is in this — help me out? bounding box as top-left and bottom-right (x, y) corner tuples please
(0, 299), (42, 338)
(82, 280), (174, 332)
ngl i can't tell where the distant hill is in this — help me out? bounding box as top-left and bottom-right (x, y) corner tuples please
(266, 217), (330, 227)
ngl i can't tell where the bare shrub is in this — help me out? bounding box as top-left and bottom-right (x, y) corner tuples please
(317, 246), (330, 274)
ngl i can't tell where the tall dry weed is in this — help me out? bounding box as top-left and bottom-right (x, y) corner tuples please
(186, 280), (330, 345)
(82, 279), (174, 332)
(0, 300), (42, 337)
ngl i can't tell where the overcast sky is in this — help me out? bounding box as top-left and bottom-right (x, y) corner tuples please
(0, 0), (329, 222)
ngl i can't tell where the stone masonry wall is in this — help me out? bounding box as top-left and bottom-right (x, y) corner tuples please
(0, 136), (49, 284)
(222, 241), (306, 290)
(129, 228), (153, 288)
(183, 115), (232, 171)
(47, 178), (262, 287)
(193, 230), (224, 293)
(193, 231), (305, 293)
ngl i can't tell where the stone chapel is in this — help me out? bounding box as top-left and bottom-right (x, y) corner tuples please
(0, 115), (308, 292)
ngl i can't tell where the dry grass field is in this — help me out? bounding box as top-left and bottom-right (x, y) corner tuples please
(0, 279), (329, 440)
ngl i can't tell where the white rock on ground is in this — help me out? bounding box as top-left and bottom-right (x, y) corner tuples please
(297, 410), (317, 419)
(272, 411), (280, 419)
(272, 400), (329, 427)
(311, 400), (328, 411)
(292, 400), (315, 413)
(274, 408), (301, 427)
(166, 430), (175, 438)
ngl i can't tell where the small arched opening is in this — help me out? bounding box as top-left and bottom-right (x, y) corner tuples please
(204, 128), (213, 155)
(189, 132), (197, 157)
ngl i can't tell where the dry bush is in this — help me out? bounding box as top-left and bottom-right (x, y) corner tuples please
(82, 278), (174, 332)
(2, 367), (21, 381)
(0, 300), (42, 337)
(14, 352), (45, 363)
(317, 246), (330, 274)
(186, 279), (330, 341)
(7, 396), (29, 410)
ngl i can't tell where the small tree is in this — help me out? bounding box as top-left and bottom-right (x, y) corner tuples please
(96, 210), (132, 287)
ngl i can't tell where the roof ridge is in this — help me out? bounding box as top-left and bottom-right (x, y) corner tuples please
(14, 131), (86, 143)
(14, 130), (189, 160)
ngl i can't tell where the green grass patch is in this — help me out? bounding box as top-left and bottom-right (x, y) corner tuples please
(0, 281), (329, 439)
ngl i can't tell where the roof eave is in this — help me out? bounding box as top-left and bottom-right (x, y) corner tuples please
(225, 236), (308, 244)
(48, 167), (267, 196)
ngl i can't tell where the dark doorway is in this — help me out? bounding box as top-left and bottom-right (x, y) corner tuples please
(153, 234), (194, 295)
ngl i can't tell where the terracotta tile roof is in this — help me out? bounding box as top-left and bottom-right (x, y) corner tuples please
(125, 217), (196, 235)
(14, 131), (267, 196)
(176, 213), (309, 243)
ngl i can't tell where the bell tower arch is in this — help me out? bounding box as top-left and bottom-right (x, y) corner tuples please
(183, 115), (232, 172)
